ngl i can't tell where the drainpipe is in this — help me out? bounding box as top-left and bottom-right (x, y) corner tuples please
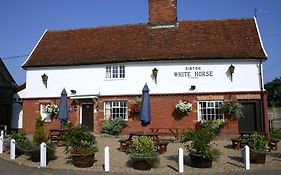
(259, 61), (265, 133)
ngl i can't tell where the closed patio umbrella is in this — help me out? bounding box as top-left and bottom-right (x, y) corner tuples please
(139, 84), (151, 126)
(58, 88), (69, 124)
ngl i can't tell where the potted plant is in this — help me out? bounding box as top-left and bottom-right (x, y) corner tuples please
(181, 127), (216, 168)
(129, 136), (159, 170)
(64, 124), (98, 167)
(246, 132), (267, 164)
(26, 115), (56, 162)
(199, 119), (225, 134)
(222, 101), (244, 120)
(101, 118), (127, 135)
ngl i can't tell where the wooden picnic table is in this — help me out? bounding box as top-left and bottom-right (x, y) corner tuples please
(119, 131), (169, 154)
(49, 129), (69, 146)
(149, 127), (182, 140)
(231, 131), (279, 151)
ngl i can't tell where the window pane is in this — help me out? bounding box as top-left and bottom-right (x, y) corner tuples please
(106, 66), (111, 78)
(119, 66), (125, 78)
(104, 101), (128, 120)
(198, 101), (224, 121)
(112, 66), (118, 78)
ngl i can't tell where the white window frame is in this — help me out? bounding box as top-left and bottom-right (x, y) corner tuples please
(104, 101), (128, 121)
(105, 65), (125, 79)
(40, 104), (51, 122)
(198, 101), (224, 121)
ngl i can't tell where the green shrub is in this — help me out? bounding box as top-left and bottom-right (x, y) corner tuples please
(246, 132), (267, 152)
(33, 127), (48, 145)
(8, 131), (28, 155)
(9, 131), (27, 143)
(130, 136), (159, 168)
(199, 119), (225, 134)
(132, 136), (156, 155)
(64, 124), (98, 154)
(101, 118), (127, 135)
(181, 127), (216, 159)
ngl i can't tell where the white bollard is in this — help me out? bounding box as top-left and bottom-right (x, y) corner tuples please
(179, 148), (184, 173)
(0, 130), (3, 141)
(40, 142), (47, 167)
(244, 145), (250, 170)
(0, 138), (3, 154)
(104, 146), (110, 172)
(10, 139), (15, 160)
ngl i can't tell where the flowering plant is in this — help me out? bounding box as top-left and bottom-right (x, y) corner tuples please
(130, 96), (142, 114)
(175, 100), (192, 115)
(43, 104), (59, 115)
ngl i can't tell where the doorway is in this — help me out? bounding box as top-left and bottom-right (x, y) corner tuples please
(238, 100), (262, 133)
(81, 104), (94, 131)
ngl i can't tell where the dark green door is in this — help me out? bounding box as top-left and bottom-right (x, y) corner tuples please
(82, 104), (94, 131)
(238, 100), (262, 133)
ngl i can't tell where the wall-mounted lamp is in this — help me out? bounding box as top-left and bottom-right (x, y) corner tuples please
(228, 64), (235, 82)
(152, 67), (158, 84)
(41, 73), (48, 88)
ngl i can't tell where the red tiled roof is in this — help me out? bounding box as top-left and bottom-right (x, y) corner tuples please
(22, 18), (266, 68)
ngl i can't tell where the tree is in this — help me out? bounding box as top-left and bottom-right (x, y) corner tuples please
(265, 77), (281, 107)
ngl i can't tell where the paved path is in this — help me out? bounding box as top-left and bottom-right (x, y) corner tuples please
(1, 158), (281, 175)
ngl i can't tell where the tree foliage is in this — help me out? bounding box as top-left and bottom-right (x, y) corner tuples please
(265, 77), (281, 107)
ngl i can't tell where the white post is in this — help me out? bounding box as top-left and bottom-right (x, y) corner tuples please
(179, 148), (184, 173)
(0, 138), (3, 154)
(40, 142), (47, 167)
(244, 145), (250, 170)
(104, 146), (110, 172)
(10, 139), (15, 160)
(0, 130), (3, 141)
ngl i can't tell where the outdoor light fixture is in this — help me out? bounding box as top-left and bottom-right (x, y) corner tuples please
(152, 67), (158, 84)
(228, 64), (235, 82)
(41, 73), (48, 88)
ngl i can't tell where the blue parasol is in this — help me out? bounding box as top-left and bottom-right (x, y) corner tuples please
(139, 84), (151, 126)
(58, 88), (69, 124)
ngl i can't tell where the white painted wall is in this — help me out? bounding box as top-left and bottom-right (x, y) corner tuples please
(25, 60), (262, 98)
(11, 89), (25, 129)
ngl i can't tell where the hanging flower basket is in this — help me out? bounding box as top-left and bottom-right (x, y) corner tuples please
(175, 100), (193, 116)
(43, 104), (59, 117)
(130, 96), (142, 114)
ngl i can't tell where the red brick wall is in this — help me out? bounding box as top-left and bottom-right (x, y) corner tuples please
(22, 98), (78, 134)
(149, 0), (177, 24)
(22, 92), (267, 136)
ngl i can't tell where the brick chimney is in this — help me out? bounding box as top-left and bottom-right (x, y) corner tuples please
(149, 0), (177, 24)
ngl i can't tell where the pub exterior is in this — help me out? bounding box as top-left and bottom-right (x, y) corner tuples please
(21, 0), (268, 135)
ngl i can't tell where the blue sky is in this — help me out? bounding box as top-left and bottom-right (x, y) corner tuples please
(1, 0), (281, 84)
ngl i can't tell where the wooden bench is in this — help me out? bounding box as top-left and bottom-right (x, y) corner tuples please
(118, 138), (131, 152)
(268, 139), (279, 151)
(157, 140), (169, 154)
(49, 129), (68, 146)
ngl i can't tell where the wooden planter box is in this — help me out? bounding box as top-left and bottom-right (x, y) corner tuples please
(189, 153), (212, 168)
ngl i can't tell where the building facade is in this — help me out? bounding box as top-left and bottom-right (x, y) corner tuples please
(0, 58), (17, 132)
(21, 0), (268, 135)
